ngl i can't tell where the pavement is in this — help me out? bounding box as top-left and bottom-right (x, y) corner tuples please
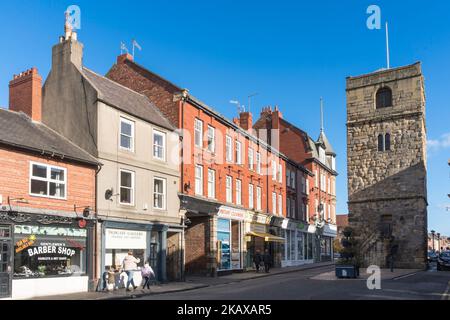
(30, 261), (334, 300)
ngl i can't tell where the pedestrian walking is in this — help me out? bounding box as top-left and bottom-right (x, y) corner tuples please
(122, 250), (141, 291)
(263, 249), (272, 273)
(141, 262), (155, 290)
(253, 250), (262, 273)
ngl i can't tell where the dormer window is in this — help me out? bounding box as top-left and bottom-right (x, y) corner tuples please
(376, 87), (393, 109)
(319, 147), (326, 164)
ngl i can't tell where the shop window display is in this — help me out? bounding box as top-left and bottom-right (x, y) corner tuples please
(13, 225), (87, 278)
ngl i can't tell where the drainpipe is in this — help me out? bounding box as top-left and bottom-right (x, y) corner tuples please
(93, 163), (103, 291)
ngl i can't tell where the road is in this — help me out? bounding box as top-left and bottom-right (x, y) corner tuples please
(138, 264), (450, 300)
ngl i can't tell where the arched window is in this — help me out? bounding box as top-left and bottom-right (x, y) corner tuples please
(376, 87), (392, 109)
(385, 133), (391, 151)
(378, 134), (384, 151)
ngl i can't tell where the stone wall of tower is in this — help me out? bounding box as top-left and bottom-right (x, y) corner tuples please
(346, 62), (428, 269)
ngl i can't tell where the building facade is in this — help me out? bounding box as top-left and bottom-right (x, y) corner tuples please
(346, 63), (428, 269)
(253, 107), (338, 262)
(105, 54), (317, 275)
(0, 68), (99, 299)
(40, 26), (183, 285)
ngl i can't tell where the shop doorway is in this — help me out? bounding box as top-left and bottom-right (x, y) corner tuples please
(166, 232), (181, 281)
(0, 226), (12, 298)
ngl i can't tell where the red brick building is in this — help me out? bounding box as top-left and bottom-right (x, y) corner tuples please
(254, 106), (338, 262)
(106, 54), (312, 274)
(0, 68), (99, 299)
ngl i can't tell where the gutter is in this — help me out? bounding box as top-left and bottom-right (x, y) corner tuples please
(0, 140), (100, 168)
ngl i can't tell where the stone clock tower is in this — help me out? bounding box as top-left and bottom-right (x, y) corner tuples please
(346, 62), (428, 269)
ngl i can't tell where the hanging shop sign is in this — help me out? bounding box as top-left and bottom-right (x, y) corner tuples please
(217, 206), (246, 221)
(250, 223), (267, 234)
(105, 229), (147, 250)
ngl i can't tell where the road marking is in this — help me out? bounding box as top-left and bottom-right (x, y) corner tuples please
(441, 281), (450, 301)
(392, 271), (421, 281)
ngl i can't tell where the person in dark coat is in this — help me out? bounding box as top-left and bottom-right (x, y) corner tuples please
(263, 249), (272, 273)
(253, 250), (262, 273)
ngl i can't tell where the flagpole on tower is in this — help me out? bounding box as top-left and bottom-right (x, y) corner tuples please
(386, 21), (390, 69)
(320, 97), (324, 133)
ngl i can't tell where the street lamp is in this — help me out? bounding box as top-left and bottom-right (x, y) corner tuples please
(431, 230), (435, 252)
(437, 233), (441, 252)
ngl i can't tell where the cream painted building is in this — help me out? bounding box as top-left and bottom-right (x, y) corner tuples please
(41, 27), (183, 287)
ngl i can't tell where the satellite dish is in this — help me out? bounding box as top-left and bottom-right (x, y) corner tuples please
(105, 189), (114, 200)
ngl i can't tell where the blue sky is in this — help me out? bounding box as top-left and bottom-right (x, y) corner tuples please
(0, 1), (449, 234)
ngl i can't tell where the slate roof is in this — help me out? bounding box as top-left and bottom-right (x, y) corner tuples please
(81, 67), (175, 132)
(0, 108), (99, 166)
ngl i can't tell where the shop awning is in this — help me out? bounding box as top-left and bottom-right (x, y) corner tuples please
(247, 231), (285, 243)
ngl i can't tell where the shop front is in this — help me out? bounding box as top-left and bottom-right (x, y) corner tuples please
(245, 213), (284, 270)
(319, 224), (337, 262)
(101, 220), (176, 285)
(0, 211), (95, 300)
(216, 206), (246, 274)
(278, 219), (315, 267)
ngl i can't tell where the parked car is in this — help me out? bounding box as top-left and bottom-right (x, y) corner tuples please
(437, 251), (450, 271)
(428, 251), (438, 263)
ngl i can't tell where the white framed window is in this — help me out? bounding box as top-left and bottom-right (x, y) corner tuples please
(321, 174), (326, 192)
(291, 198), (295, 218)
(119, 169), (135, 205)
(320, 201), (325, 219)
(306, 203), (309, 218)
(306, 178), (310, 195)
(236, 141), (242, 165)
(315, 170), (318, 187)
(248, 148), (254, 170)
(30, 162), (67, 199)
(328, 177), (331, 194)
(272, 192), (277, 214)
(290, 171), (296, 188)
(319, 147), (326, 164)
(272, 160), (277, 181)
(226, 135), (233, 162)
(195, 165), (203, 196)
(226, 176), (233, 203)
(286, 170), (291, 188)
(331, 157), (336, 171)
(287, 198), (291, 217)
(315, 199), (319, 215)
(153, 177), (166, 210)
(328, 203), (331, 221)
(153, 129), (166, 161)
(256, 152), (261, 174)
(278, 194), (282, 216)
(236, 179), (242, 205)
(248, 184), (254, 209)
(207, 125), (215, 152)
(256, 187), (262, 211)
(120, 117), (135, 152)
(208, 169), (216, 199)
(194, 118), (203, 148)
(278, 163), (283, 183)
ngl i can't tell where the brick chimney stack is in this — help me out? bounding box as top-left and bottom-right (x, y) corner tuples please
(239, 112), (253, 131)
(9, 67), (42, 122)
(117, 53), (134, 64)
